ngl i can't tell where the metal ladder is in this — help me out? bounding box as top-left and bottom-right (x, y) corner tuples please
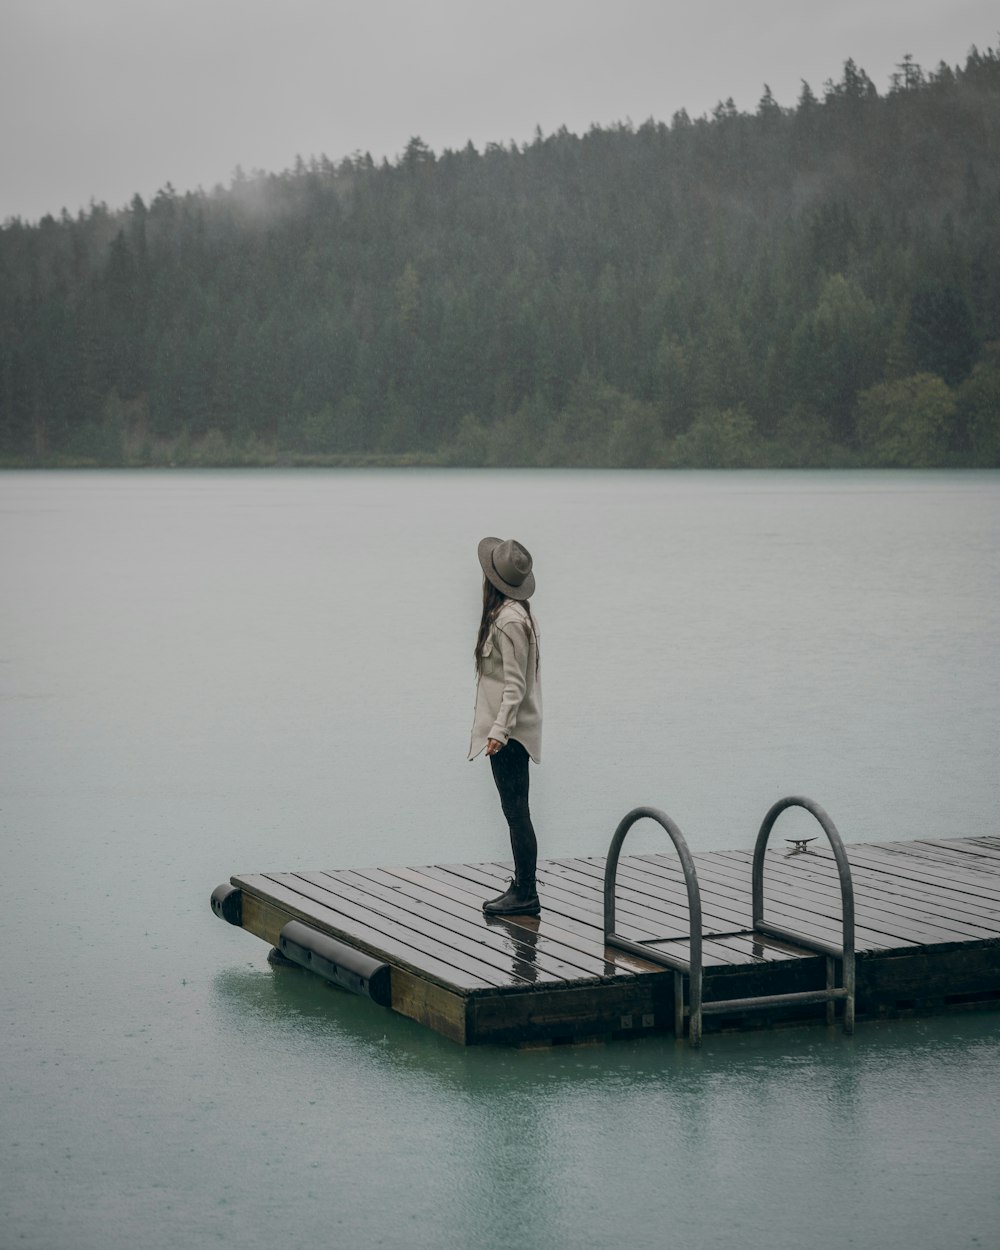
(603, 796), (856, 1045)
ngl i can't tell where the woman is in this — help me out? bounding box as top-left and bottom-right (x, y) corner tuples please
(469, 536), (542, 916)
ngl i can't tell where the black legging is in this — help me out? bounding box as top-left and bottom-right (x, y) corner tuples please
(489, 737), (538, 887)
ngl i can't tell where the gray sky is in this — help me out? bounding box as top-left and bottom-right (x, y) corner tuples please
(2, 0), (996, 223)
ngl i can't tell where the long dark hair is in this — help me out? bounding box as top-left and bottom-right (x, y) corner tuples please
(475, 578), (538, 673)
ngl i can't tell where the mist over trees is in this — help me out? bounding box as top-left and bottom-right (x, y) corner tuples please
(2, 45), (999, 468)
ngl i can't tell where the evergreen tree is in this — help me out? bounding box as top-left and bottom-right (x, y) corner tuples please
(1, 42), (998, 467)
(908, 281), (979, 385)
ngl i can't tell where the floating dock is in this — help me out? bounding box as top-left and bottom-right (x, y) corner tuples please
(212, 832), (1000, 1045)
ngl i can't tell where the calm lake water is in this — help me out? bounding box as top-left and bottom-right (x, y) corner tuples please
(2, 469), (998, 1249)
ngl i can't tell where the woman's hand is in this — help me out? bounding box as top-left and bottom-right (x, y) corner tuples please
(486, 738), (504, 756)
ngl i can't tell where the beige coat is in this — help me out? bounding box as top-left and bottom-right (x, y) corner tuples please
(468, 600), (542, 762)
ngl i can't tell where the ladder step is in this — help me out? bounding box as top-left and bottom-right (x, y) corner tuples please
(607, 933), (691, 973)
(755, 921), (846, 961)
(700, 987), (849, 1015)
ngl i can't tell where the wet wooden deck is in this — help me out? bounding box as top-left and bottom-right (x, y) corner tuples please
(222, 834), (1000, 1044)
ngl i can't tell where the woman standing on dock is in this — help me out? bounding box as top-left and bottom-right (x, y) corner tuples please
(470, 537), (542, 917)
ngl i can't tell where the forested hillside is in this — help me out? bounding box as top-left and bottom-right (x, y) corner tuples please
(2, 46), (999, 468)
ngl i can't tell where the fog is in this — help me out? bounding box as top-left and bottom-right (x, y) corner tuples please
(2, 0), (997, 223)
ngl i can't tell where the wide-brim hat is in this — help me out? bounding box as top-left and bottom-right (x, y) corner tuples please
(478, 536), (535, 600)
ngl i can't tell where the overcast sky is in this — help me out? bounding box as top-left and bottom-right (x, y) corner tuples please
(2, 0), (996, 223)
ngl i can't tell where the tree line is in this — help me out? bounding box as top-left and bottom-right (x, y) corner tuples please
(1, 45), (999, 468)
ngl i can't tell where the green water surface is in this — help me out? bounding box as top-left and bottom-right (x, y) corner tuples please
(2, 470), (998, 1249)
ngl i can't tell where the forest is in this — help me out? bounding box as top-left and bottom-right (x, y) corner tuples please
(1, 45), (999, 468)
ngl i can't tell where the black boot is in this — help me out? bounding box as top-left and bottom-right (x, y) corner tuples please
(482, 878), (540, 917)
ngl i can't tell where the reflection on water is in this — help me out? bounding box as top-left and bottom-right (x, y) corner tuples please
(207, 960), (1000, 1249)
(213, 957), (999, 1100)
(484, 913), (540, 983)
(2, 470), (999, 1250)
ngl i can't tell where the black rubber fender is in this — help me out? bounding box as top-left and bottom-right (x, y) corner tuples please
(210, 883), (243, 925)
(278, 920), (392, 1007)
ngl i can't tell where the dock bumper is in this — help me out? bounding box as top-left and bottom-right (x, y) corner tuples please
(211, 883), (243, 925)
(278, 920), (392, 1007)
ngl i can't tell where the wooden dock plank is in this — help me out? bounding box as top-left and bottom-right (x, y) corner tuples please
(236, 872), (501, 991)
(238, 888), (471, 1042)
(381, 864), (661, 977)
(733, 851), (1000, 940)
(727, 838), (1000, 933)
(537, 859), (690, 938)
(467, 978), (670, 1045)
(281, 870), (552, 990)
(530, 856), (814, 967)
(963, 836), (1000, 859)
(682, 850), (940, 951)
(821, 855), (1000, 918)
(869, 841), (1000, 885)
(337, 866), (592, 983)
(839, 844), (1000, 900)
(887, 835), (1000, 864)
(610, 855), (754, 929)
(638, 851), (915, 952)
(538, 856), (753, 952)
(620, 854), (759, 931)
(478, 857), (779, 966)
(603, 850), (840, 950)
(716, 851), (996, 946)
(915, 837), (1000, 867)
(799, 851), (1000, 927)
(550, 856), (746, 935)
(434, 859), (664, 947)
(338, 865), (612, 982)
(774, 849), (1000, 924)
(547, 856), (807, 964)
(223, 835), (1000, 1046)
(436, 855), (748, 965)
(316, 867), (579, 983)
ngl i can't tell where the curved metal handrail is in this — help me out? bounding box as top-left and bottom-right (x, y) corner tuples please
(752, 795), (856, 1032)
(603, 806), (704, 1044)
